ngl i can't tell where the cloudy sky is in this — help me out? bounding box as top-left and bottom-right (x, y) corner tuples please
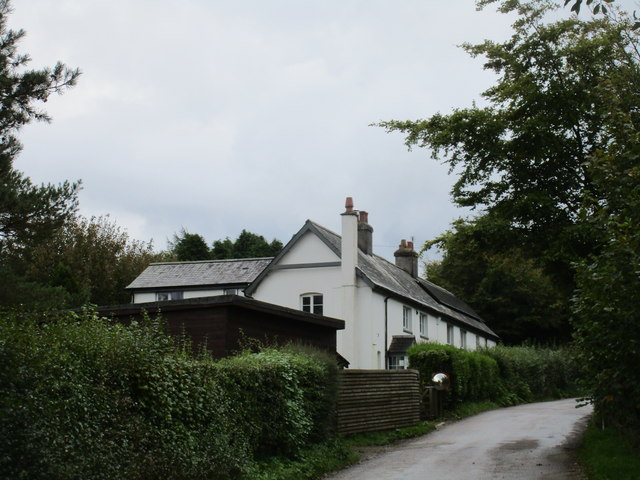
(8, 1), (623, 263)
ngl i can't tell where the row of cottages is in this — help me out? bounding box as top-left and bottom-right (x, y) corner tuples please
(127, 198), (498, 369)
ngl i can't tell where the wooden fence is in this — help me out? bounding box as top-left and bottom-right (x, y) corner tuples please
(336, 369), (421, 435)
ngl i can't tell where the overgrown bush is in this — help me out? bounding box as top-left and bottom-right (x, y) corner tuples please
(408, 342), (578, 412)
(213, 347), (338, 459)
(483, 345), (579, 402)
(0, 310), (339, 479)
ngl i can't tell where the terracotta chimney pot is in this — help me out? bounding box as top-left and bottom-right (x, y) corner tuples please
(345, 197), (354, 213)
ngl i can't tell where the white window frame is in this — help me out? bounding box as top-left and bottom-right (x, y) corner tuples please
(301, 293), (323, 315)
(446, 324), (454, 345)
(403, 306), (412, 332)
(419, 313), (428, 339)
(388, 354), (407, 370)
(156, 291), (184, 301)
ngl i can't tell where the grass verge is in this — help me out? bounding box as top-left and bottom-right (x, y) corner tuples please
(243, 439), (358, 480)
(344, 421), (437, 447)
(578, 421), (640, 480)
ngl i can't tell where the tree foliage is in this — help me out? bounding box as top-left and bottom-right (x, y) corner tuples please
(0, 0), (80, 256)
(212, 229), (283, 260)
(0, 0), (83, 310)
(425, 216), (567, 344)
(383, 0), (640, 433)
(571, 65), (640, 432)
(379, 0), (639, 342)
(564, 0), (617, 15)
(169, 229), (211, 261)
(168, 228), (283, 261)
(25, 215), (164, 306)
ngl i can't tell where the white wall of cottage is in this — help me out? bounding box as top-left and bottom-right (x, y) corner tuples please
(132, 288), (228, 304)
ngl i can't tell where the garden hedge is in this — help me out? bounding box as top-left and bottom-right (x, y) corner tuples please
(0, 310), (338, 480)
(408, 342), (579, 411)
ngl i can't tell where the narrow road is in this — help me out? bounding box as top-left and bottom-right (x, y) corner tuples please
(326, 398), (592, 480)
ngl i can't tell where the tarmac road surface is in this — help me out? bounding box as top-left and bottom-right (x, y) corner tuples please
(325, 398), (592, 480)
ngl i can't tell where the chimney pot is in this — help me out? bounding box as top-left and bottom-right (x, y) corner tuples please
(345, 197), (354, 213)
(359, 211), (369, 224)
(400, 239), (407, 248)
(408, 241), (414, 251)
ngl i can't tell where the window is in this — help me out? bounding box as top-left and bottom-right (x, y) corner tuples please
(419, 313), (428, 338)
(403, 306), (412, 332)
(446, 324), (454, 345)
(156, 291), (184, 301)
(388, 354), (407, 370)
(461, 330), (467, 349)
(301, 294), (323, 315)
(476, 335), (481, 349)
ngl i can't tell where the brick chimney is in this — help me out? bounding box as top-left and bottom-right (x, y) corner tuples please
(357, 211), (373, 255)
(394, 239), (419, 278)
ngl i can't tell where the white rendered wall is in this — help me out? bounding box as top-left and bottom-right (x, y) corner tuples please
(279, 232), (338, 265)
(133, 292), (156, 303)
(252, 266), (342, 316)
(133, 288), (225, 304)
(353, 285), (385, 369)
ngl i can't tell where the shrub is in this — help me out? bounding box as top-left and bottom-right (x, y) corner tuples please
(482, 345), (579, 403)
(408, 342), (578, 412)
(0, 310), (339, 479)
(213, 346), (338, 458)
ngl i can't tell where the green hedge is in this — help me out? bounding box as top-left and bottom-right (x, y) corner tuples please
(408, 343), (503, 411)
(408, 342), (578, 411)
(482, 345), (579, 403)
(0, 310), (338, 479)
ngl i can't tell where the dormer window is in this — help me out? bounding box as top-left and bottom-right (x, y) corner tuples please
(301, 293), (323, 315)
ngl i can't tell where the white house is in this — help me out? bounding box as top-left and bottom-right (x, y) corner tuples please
(245, 198), (499, 369)
(126, 258), (272, 303)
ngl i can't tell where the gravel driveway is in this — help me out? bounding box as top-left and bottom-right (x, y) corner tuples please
(325, 398), (592, 480)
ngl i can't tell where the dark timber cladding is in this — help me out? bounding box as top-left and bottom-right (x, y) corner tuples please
(337, 369), (421, 435)
(97, 295), (344, 359)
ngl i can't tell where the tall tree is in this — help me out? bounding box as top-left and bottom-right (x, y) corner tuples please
(571, 54), (640, 431)
(26, 215), (163, 306)
(378, 0), (638, 341)
(0, 1), (80, 257)
(425, 216), (566, 344)
(169, 229), (211, 261)
(211, 229), (283, 260)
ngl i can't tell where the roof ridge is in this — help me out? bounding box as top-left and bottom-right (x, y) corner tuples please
(149, 257), (274, 266)
(306, 219), (341, 238)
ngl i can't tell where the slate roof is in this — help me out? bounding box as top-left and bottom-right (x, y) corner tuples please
(126, 258), (273, 290)
(388, 335), (417, 354)
(249, 220), (498, 341)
